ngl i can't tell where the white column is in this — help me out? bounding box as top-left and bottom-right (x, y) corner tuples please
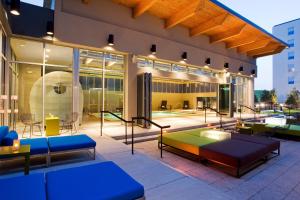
(126, 54), (138, 120)
(73, 48), (80, 124)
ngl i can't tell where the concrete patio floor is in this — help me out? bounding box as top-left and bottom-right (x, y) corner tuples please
(135, 138), (300, 200)
(4, 113), (298, 200)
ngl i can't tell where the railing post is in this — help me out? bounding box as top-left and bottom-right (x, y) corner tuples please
(160, 128), (163, 158)
(100, 111), (103, 136)
(125, 122), (128, 144)
(240, 105), (242, 120)
(205, 107), (207, 123)
(131, 119), (134, 155)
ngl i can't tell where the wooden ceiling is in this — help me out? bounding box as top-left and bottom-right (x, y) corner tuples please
(84, 0), (287, 58)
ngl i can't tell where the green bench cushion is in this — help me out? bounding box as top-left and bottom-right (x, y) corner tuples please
(160, 128), (217, 155)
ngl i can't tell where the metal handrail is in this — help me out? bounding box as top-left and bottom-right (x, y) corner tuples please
(132, 116), (170, 158)
(204, 107), (227, 129)
(100, 111), (133, 144)
(239, 104), (257, 120)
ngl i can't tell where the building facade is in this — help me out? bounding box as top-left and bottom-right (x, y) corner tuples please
(0, 0), (286, 132)
(273, 18), (300, 103)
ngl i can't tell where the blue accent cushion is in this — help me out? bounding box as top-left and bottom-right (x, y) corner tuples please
(0, 126), (9, 145)
(48, 134), (96, 152)
(21, 138), (49, 155)
(2, 131), (18, 146)
(0, 173), (46, 200)
(46, 161), (144, 200)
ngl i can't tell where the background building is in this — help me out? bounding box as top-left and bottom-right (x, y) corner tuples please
(273, 18), (300, 102)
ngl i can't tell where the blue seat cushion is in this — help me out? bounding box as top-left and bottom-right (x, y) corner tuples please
(2, 131), (18, 146)
(0, 126), (9, 145)
(0, 173), (46, 200)
(21, 138), (49, 155)
(48, 134), (96, 152)
(46, 161), (144, 200)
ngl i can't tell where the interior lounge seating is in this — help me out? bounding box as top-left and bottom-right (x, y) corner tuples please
(20, 113), (42, 138)
(160, 100), (168, 110)
(0, 162), (145, 200)
(183, 100), (190, 109)
(61, 112), (79, 134)
(160, 128), (280, 177)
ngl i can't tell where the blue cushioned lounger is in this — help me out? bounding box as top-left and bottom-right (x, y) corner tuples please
(47, 134), (96, 164)
(21, 138), (49, 155)
(46, 161), (144, 200)
(0, 173), (46, 200)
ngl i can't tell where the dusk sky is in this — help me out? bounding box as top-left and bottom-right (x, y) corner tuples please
(22, 0), (300, 90)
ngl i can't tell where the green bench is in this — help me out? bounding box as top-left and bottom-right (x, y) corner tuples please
(159, 128), (218, 155)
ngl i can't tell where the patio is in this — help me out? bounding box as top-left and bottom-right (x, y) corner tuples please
(2, 128), (300, 199)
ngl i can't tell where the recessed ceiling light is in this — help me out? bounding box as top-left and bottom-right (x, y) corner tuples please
(45, 55), (49, 58)
(46, 49), (51, 52)
(20, 44), (25, 47)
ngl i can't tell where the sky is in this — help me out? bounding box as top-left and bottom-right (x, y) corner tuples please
(217, 0), (300, 90)
(21, 0), (300, 90)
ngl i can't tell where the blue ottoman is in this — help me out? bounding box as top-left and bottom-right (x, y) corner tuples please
(47, 134), (96, 164)
(46, 162), (144, 200)
(0, 173), (46, 200)
(21, 138), (49, 155)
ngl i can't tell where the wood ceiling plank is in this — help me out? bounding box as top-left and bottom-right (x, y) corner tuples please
(82, 0), (90, 4)
(210, 24), (246, 44)
(247, 43), (281, 57)
(165, 0), (205, 29)
(226, 37), (257, 49)
(190, 13), (229, 36)
(133, 0), (159, 18)
(238, 39), (271, 53)
(253, 47), (284, 58)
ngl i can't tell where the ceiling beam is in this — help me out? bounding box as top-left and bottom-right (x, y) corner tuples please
(133, 0), (159, 18)
(226, 36), (257, 49)
(190, 13), (229, 37)
(165, 0), (205, 29)
(247, 43), (281, 57)
(238, 39), (271, 53)
(210, 25), (246, 44)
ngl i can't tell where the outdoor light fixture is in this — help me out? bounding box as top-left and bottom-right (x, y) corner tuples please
(46, 21), (54, 36)
(251, 69), (256, 76)
(10, 0), (20, 16)
(150, 44), (156, 55)
(108, 34), (114, 46)
(238, 66), (243, 74)
(181, 52), (187, 61)
(205, 58), (211, 65)
(224, 62), (229, 69)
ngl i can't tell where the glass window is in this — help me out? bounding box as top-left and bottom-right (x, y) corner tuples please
(288, 27), (294, 35)
(154, 61), (171, 72)
(172, 64), (187, 73)
(287, 39), (295, 48)
(288, 76), (295, 85)
(288, 64), (295, 72)
(137, 58), (153, 68)
(10, 38), (44, 134)
(288, 52), (295, 60)
(44, 44), (73, 124)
